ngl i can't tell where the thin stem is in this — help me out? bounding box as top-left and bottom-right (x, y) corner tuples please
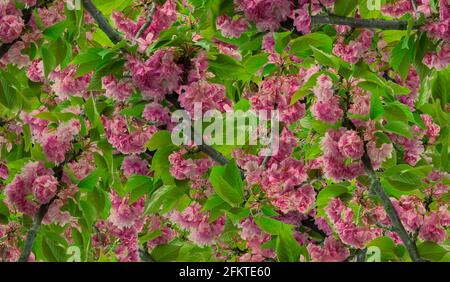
(82, 0), (122, 44)
(311, 15), (413, 30)
(135, 1), (157, 39)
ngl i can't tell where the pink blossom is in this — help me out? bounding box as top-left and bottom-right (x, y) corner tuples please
(239, 217), (275, 259)
(49, 66), (91, 101)
(250, 75), (306, 124)
(216, 14), (249, 38)
(187, 51), (209, 84)
(307, 237), (350, 262)
(419, 212), (447, 243)
(168, 149), (213, 180)
(169, 202), (225, 246)
(325, 198), (380, 249)
(421, 114), (440, 144)
(381, 0), (413, 17)
(142, 102), (172, 128)
(6, 161), (53, 216)
(42, 199), (71, 225)
(109, 191), (145, 229)
(0, 15), (24, 43)
(311, 75), (343, 124)
(338, 130), (364, 160)
(102, 115), (156, 155)
(102, 75), (133, 102)
(32, 175), (58, 204)
(121, 155), (148, 177)
(292, 7), (310, 34)
(26, 60), (44, 82)
(423, 44), (450, 70)
(392, 196), (426, 232)
(234, 0), (292, 31)
(178, 80), (231, 117)
(127, 50), (182, 101)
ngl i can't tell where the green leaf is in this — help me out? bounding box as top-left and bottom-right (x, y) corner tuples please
(78, 169), (101, 191)
(311, 46), (349, 70)
(124, 175), (154, 204)
(418, 241), (448, 261)
(208, 54), (249, 81)
(43, 20), (68, 40)
(244, 53), (269, 74)
(316, 184), (349, 208)
(151, 146), (176, 185)
(151, 243), (182, 262)
(85, 95), (101, 129)
(254, 216), (284, 235)
(41, 45), (57, 78)
(389, 40), (412, 81)
(334, 0), (359, 16)
(147, 130), (173, 151)
(383, 121), (412, 138)
(370, 91), (384, 119)
(290, 33), (333, 58)
(209, 160), (244, 207)
(276, 225), (301, 262)
(273, 31), (291, 54)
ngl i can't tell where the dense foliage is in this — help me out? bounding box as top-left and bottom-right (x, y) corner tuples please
(0, 0), (449, 262)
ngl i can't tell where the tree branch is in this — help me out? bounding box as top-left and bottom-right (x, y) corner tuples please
(82, 0), (122, 44)
(135, 1), (157, 39)
(18, 197), (56, 262)
(17, 162), (68, 261)
(361, 148), (423, 262)
(311, 15), (413, 30)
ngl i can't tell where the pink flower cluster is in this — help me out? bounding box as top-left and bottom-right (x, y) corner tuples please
(142, 102), (172, 129)
(422, 0), (450, 41)
(326, 198), (381, 249)
(320, 128), (365, 181)
(6, 161), (54, 216)
(311, 74), (343, 124)
(146, 215), (177, 249)
(168, 149), (213, 180)
(307, 237), (349, 262)
(102, 115), (156, 155)
(178, 80), (232, 117)
(26, 60), (44, 82)
(169, 202), (225, 246)
(423, 43), (450, 70)
(216, 14), (249, 38)
(121, 155), (149, 178)
(238, 218), (275, 261)
(392, 196), (425, 232)
(0, 3), (24, 44)
(109, 190), (145, 229)
(127, 50), (182, 101)
(41, 119), (81, 164)
(418, 206), (450, 243)
(234, 0), (292, 31)
(250, 75), (306, 124)
(102, 75), (133, 102)
(49, 66), (92, 101)
(112, 0), (178, 52)
(333, 30), (374, 64)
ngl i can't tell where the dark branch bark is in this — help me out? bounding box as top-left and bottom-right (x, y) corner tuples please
(18, 197), (56, 262)
(361, 148), (423, 262)
(311, 15), (412, 30)
(135, 1), (157, 39)
(82, 0), (122, 44)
